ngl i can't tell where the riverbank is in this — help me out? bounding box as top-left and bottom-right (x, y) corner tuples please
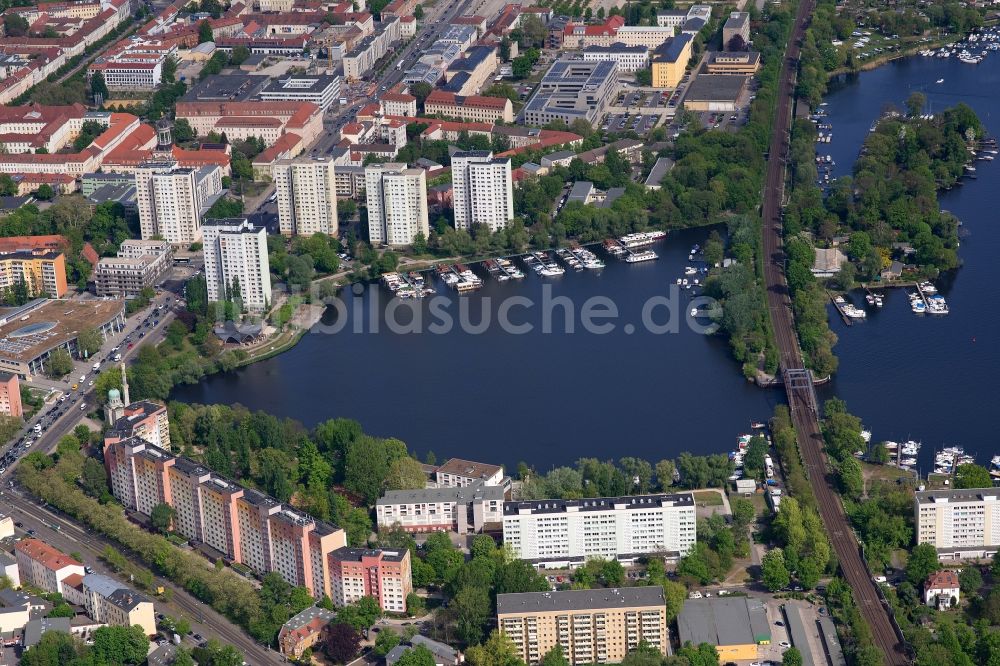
(826, 36), (961, 77)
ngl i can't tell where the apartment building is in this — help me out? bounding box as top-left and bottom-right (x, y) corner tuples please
(343, 18), (402, 81)
(651, 34), (693, 89)
(258, 75), (342, 112)
(175, 100), (324, 146)
(365, 163), (429, 247)
(502, 493), (696, 567)
(376, 481), (505, 533)
(279, 606), (337, 659)
(722, 12), (750, 49)
(79, 574), (156, 636)
(135, 159), (223, 244)
(582, 43), (649, 73)
(451, 150), (513, 232)
(523, 59), (620, 127)
(15, 539), (86, 595)
(381, 91), (417, 117)
(703, 51), (761, 75)
(433, 458), (505, 488)
(497, 587), (668, 665)
(88, 39), (177, 91)
(0, 250), (67, 298)
(915, 488), (1000, 559)
(95, 239), (173, 297)
(104, 398), (170, 449)
(424, 90), (514, 123)
(0, 372), (23, 419)
(273, 157), (339, 237)
(202, 218), (272, 313)
(329, 547), (413, 613)
(102, 437), (349, 597)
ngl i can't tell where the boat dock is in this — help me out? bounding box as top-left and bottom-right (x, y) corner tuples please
(828, 292), (854, 326)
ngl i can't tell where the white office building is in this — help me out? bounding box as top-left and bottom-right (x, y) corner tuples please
(135, 159), (222, 245)
(451, 150), (513, 232)
(273, 157), (339, 237)
(202, 218), (272, 313)
(258, 75), (341, 112)
(365, 163), (429, 247)
(503, 493), (697, 568)
(916, 488), (1000, 560)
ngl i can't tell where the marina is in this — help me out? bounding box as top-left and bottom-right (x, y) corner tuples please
(815, 50), (1000, 474)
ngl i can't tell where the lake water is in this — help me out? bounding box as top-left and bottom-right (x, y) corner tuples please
(175, 53), (1000, 473)
(815, 53), (1000, 473)
(172, 227), (783, 470)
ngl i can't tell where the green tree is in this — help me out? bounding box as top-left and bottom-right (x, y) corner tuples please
(465, 631), (523, 666)
(34, 184), (54, 201)
(540, 645), (569, 666)
(81, 458), (110, 500)
(783, 647), (803, 666)
(762, 548), (791, 592)
(413, 3), (424, 19)
(198, 20), (214, 44)
(150, 503), (176, 533)
(411, 82), (433, 107)
(397, 646), (437, 666)
(91, 625), (150, 665)
(373, 628), (401, 656)
(174, 118), (196, 143)
(0, 174), (16, 196)
(906, 543), (941, 586)
(955, 463), (993, 489)
(663, 579), (687, 622)
(229, 44), (250, 66)
(45, 349), (74, 378)
(3, 14), (29, 37)
(90, 71), (109, 101)
(77, 328), (103, 357)
(960, 566), (982, 595)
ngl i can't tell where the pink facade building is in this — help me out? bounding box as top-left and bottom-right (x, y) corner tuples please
(103, 436), (347, 598)
(329, 547), (413, 613)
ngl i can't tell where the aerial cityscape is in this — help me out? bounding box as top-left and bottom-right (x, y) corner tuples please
(0, 0), (995, 663)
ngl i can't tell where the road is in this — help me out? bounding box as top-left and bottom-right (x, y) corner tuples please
(759, 1), (909, 664)
(2, 269), (285, 663)
(1, 490), (283, 665)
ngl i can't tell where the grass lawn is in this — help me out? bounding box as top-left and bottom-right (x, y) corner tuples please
(692, 490), (724, 506)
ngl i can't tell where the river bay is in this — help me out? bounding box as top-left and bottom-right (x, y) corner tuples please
(172, 227), (781, 470)
(816, 53), (1000, 473)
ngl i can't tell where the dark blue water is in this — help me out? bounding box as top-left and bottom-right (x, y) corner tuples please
(172, 228), (782, 470)
(816, 54), (1000, 473)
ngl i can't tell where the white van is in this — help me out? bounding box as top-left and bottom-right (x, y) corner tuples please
(92, 362), (100, 372)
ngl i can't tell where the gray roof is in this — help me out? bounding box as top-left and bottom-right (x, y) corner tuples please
(83, 573), (150, 612)
(497, 586), (666, 614)
(0, 550), (14, 567)
(183, 74), (267, 102)
(23, 617), (71, 647)
(601, 187), (625, 208)
(916, 488), (999, 504)
(567, 181), (593, 204)
(677, 597), (770, 647)
(411, 634), (460, 660)
(378, 480), (504, 506)
(504, 492), (693, 516)
(683, 74), (748, 102)
(817, 616), (845, 666)
(644, 157), (675, 187)
(282, 605), (336, 632)
(653, 34), (693, 64)
(784, 606), (815, 666)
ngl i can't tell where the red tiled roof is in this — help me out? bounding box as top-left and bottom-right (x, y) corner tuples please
(15, 539), (82, 571)
(426, 90), (510, 110)
(252, 132), (302, 164)
(926, 571), (959, 590)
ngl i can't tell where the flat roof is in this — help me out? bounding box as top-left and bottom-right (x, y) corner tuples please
(677, 597), (771, 647)
(435, 457), (503, 479)
(183, 74), (267, 102)
(504, 492), (693, 516)
(378, 480), (504, 505)
(684, 74), (748, 102)
(498, 586), (666, 614)
(916, 488), (999, 504)
(0, 300), (123, 364)
(785, 606), (815, 666)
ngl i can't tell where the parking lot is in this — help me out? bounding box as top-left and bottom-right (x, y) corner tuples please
(601, 111), (660, 134)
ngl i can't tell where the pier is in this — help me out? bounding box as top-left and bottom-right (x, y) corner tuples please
(827, 292), (854, 326)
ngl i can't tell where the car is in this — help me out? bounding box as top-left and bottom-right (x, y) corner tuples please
(85, 566), (94, 574)
(26, 529), (35, 536)
(13, 522), (22, 528)
(774, 621), (784, 627)
(818, 607), (827, 615)
(192, 634), (204, 643)
(750, 662), (762, 666)
(80, 403), (87, 410)
(779, 642), (791, 649)
(71, 384), (78, 391)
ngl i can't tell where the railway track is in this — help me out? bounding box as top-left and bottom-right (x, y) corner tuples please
(760, 1), (909, 664)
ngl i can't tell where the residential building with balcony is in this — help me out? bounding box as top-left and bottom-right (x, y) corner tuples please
(376, 481), (505, 533)
(502, 493), (696, 567)
(497, 587), (668, 664)
(915, 488), (1000, 560)
(329, 547), (413, 613)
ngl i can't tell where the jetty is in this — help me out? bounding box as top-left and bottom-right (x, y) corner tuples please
(827, 292), (853, 326)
